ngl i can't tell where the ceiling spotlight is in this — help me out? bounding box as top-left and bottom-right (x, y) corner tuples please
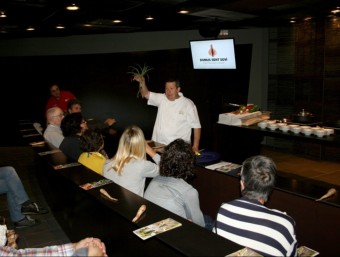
(113, 19), (122, 24)
(290, 17), (296, 23)
(331, 7), (340, 14)
(26, 26), (35, 31)
(56, 24), (65, 29)
(146, 16), (154, 21)
(0, 10), (7, 18)
(178, 9), (189, 14)
(66, 3), (79, 11)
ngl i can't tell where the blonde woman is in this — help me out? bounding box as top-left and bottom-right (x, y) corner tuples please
(103, 125), (160, 197)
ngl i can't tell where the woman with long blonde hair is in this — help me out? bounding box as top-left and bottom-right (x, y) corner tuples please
(103, 125), (160, 196)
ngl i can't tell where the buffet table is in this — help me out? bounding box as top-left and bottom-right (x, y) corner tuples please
(213, 122), (340, 164)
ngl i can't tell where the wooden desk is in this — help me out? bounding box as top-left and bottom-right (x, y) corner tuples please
(20, 120), (340, 256)
(35, 150), (242, 256)
(18, 121), (242, 257)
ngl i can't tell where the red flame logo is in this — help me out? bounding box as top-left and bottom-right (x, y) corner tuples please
(208, 44), (217, 57)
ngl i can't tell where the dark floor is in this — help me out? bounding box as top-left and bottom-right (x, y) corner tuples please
(0, 146), (70, 249)
(1, 144), (340, 250)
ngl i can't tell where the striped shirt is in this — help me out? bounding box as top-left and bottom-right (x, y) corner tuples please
(0, 243), (74, 256)
(214, 197), (297, 256)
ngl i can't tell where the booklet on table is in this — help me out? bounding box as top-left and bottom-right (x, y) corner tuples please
(133, 218), (181, 240)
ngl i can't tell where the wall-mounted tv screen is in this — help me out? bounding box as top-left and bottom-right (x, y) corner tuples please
(189, 38), (236, 69)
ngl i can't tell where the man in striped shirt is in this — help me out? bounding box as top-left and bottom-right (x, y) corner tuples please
(214, 155), (298, 256)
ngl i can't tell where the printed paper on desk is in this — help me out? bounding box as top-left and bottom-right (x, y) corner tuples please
(297, 246), (319, 257)
(205, 161), (241, 173)
(38, 149), (62, 156)
(79, 179), (113, 190)
(133, 218), (181, 240)
(53, 162), (81, 170)
(226, 247), (263, 256)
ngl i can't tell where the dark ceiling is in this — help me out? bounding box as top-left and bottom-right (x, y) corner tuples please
(0, 0), (339, 39)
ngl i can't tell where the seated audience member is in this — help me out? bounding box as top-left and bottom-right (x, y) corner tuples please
(0, 166), (48, 228)
(214, 155), (298, 256)
(103, 125), (159, 197)
(45, 84), (76, 114)
(67, 99), (117, 133)
(78, 129), (108, 175)
(67, 99), (120, 158)
(0, 236), (107, 257)
(0, 216), (19, 249)
(144, 139), (210, 229)
(44, 107), (65, 148)
(60, 113), (88, 161)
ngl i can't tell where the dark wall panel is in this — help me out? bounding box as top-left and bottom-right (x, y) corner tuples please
(1, 44), (252, 148)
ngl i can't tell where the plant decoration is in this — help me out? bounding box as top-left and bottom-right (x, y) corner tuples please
(127, 63), (153, 98)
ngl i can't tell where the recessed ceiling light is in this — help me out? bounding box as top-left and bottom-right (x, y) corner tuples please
(26, 26), (35, 31)
(178, 9), (189, 14)
(146, 16), (154, 21)
(66, 3), (79, 11)
(0, 10), (6, 18)
(331, 7), (340, 14)
(113, 20), (122, 23)
(56, 25), (65, 29)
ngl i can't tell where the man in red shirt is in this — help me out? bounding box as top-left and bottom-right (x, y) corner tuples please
(45, 84), (76, 114)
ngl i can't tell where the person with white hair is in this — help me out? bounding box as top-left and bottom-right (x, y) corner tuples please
(44, 106), (65, 148)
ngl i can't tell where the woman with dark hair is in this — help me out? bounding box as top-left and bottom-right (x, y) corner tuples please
(78, 129), (108, 175)
(59, 112), (88, 161)
(144, 138), (208, 228)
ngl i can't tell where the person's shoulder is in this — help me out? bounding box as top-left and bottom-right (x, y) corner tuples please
(220, 198), (240, 207)
(182, 95), (195, 103)
(62, 135), (79, 144)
